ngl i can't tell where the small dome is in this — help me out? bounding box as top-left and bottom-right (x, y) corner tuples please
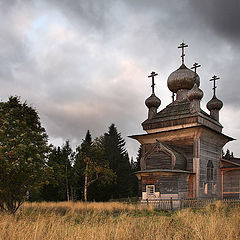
(167, 64), (200, 93)
(145, 93), (161, 108)
(187, 83), (203, 101)
(207, 95), (223, 111)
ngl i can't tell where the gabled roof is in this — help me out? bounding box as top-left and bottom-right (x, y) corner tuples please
(141, 139), (187, 170)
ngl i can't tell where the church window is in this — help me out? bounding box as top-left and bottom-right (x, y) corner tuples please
(207, 161), (214, 181)
(146, 185), (155, 195)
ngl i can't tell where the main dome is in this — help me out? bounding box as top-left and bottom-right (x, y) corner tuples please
(167, 64), (200, 93)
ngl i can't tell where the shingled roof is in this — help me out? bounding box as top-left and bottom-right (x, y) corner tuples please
(142, 99), (223, 133)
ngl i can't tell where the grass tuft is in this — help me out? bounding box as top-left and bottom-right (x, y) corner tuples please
(0, 201), (239, 239)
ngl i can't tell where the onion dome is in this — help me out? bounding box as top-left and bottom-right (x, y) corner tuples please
(187, 83), (203, 101)
(145, 93), (161, 108)
(167, 64), (200, 93)
(207, 95), (223, 111)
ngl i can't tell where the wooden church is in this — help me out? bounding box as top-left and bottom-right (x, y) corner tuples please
(130, 43), (240, 200)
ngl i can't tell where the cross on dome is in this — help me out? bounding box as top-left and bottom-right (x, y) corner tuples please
(210, 75), (220, 96)
(191, 62), (201, 74)
(148, 71), (158, 94)
(178, 42), (188, 64)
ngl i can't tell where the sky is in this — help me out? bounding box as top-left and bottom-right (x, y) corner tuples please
(1, 0), (240, 159)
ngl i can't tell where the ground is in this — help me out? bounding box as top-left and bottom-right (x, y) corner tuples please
(0, 201), (239, 240)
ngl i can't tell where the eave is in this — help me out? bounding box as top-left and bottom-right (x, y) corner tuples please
(129, 125), (235, 143)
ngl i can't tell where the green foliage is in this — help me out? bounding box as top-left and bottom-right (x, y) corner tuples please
(104, 124), (133, 198)
(133, 145), (142, 172)
(0, 96), (49, 213)
(74, 131), (116, 201)
(40, 141), (74, 201)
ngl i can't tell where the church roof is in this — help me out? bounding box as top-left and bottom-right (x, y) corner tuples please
(221, 158), (240, 168)
(142, 98), (223, 133)
(129, 124), (234, 143)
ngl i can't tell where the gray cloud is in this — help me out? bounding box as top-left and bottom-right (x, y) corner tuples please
(0, 0), (240, 157)
(189, 0), (240, 43)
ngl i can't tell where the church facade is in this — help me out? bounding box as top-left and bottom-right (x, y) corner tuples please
(130, 43), (240, 200)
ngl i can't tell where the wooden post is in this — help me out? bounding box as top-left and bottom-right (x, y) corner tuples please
(221, 170), (224, 199)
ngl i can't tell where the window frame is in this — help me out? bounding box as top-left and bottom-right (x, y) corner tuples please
(207, 160), (214, 181)
(146, 185), (155, 196)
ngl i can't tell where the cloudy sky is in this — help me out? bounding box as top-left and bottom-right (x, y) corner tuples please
(1, 0), (240, 158)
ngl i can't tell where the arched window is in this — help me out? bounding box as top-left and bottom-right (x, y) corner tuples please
(207, 160), (214, 181)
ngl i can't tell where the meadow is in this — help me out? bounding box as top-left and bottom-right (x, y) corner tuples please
(0, 201), (239, 240)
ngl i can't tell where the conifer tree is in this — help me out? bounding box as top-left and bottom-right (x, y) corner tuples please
(74, 131), (115, 201)
(225, 149), (231, 159)
(104, 124), (132, 198)
(128, 145), (142, 197)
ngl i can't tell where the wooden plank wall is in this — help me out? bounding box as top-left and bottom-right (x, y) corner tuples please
(199, 137), (222, 198)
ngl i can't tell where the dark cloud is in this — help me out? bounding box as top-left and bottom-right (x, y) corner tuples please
(0, 0), (240, 157)
(189, 0), (240, 43)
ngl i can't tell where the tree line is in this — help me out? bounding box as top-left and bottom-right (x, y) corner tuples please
(0, 97), (141, 213)
(32, 126), (140, 202)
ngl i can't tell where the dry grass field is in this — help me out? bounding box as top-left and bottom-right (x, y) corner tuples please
(0, 201), (239, 240)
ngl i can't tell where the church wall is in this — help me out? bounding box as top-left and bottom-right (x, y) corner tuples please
(199, 137), (222, 198)
(139, 173), (189, 199)
(223, 170), (240, 199)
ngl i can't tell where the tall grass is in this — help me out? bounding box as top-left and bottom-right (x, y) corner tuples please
(0, 201), (239, 240)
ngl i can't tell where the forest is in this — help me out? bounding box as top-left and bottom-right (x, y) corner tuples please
(0, 96), (142, 213)
(32, 125), (141, 202)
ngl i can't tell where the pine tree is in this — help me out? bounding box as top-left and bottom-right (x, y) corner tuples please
(225, 149), (231, 159)
(74, 131), (115, 201)
(128, 145), (142, 197)
(104, 124), (132, 199)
